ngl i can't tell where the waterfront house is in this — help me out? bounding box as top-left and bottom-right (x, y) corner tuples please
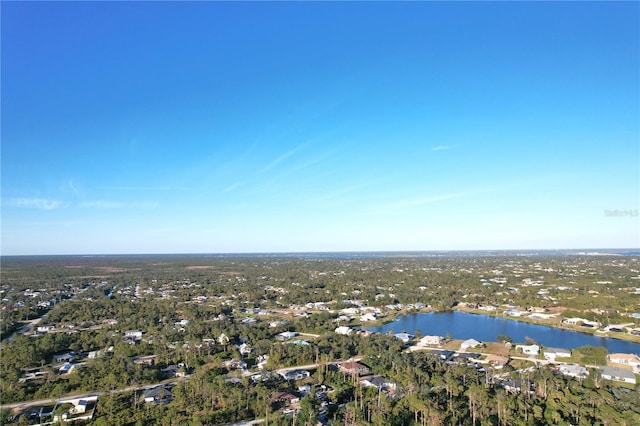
(544, 347), (571, 361)
(516, 344), (540, 356)
(608, 353), (640, 373)
(360, 313), (377, 322)
(335, 326), (353, 336)
(418, 335), (443, 346)
(460, 338), (481, 351)
(394, 332), (414, 343)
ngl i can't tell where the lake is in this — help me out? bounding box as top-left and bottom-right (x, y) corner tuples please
(367, 311), (640, 354)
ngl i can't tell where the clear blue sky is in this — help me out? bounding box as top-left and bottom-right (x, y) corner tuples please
(2, 1), (638, 255)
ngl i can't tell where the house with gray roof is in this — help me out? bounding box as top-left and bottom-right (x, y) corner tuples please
(600, 366), (637, 384)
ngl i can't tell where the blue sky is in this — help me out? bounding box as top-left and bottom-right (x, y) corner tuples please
(2, 1), (638, 255)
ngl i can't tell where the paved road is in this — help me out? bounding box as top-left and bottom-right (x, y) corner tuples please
(225, 419), (265, 426)
(0, 379), (184, 410)
(275, 357), (362, 376)
(1, 355), (361, 411)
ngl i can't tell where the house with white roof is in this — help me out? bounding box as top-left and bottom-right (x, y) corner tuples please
(418, 335), (443, 346)
(516, 344), (540, 356)
(360, 313), (377, 322)
(276, 331), (298, 340)
(544, 347), (571, 361)
(460, 339), (481, 351)
(608, 353), (640, 373)
(559, 364), (588, 379)
(394, 333), (413, 343)
(335, 326), (353, 336)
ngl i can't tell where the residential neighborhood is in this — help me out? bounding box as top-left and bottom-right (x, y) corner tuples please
(1, 254), (639, 424)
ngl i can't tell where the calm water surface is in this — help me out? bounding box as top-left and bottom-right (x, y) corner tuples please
(368, 311), (640, 354)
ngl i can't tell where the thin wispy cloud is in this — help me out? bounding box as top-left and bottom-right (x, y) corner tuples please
(432, 144), (460, 152)
(68, 180), (80, 195)
(223, 181), (243, 193)
(292, 144), (345, 171)
(100, 185), (190, 191)
(261, 142), (309, 172)
(80, 201), (124, 209)
(372, 188), (496, 213)
(312, 183), (368, 204)
(9, 198), (63, 210)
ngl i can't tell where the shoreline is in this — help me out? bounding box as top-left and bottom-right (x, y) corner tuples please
(373, 306), (640, 346)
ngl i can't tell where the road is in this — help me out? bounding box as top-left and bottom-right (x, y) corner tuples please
(224, 419), (265, 426)
(275, 357), (362, 376)
(0, 379), (185, 411)
(0, 355), (362, 411)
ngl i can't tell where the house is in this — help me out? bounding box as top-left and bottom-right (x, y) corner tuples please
(453, 352), (481, 365)
(124, 330), (143, 340)
(516, 344), (540, 356)
(360, 313), (377, 322)
(428, 349), (455, 362)
(218, 333), (230, 345)
(37, 324), (56, 333)
(394, 333), (414, 343)
(257, 355), (269, 370)
(280, 369), (311, 381)
(288, 340), (310, 346)
(335, 326), (353, 336)
(224, 359), (247, 370)
(339, 362), (370, 376)
(59, 363), (75, 374)
(485, 354), (509, 369)
(132, 355), (157, 366)
(51, 396), (98, 423)
(608, 353), (640, 373)
(558, 364), (588, 379)
(54, 352), (76, 363)
(143, 386), (173, 404)
(460, 339), (481, 351)
(175, 319), (189, 327)
(239, 343), (253, 356)
(361, 376), (397, 391)
(600, 366), (637, 384)
(161, 364), (189, 378)
(500, 378), (533, 394)
(87, 350), (105, 359)
(418, 335), (443, 346)
(270, 391), (300, 406)
(276, 331), (298, 340)
(544, 347), (571, 361)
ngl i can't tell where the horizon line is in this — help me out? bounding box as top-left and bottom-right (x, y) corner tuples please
(1, 248), (639, 258)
